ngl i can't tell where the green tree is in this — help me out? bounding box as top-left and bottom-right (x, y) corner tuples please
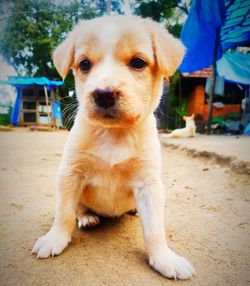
(95, 0), (123, 16)
(0, 0), (95, 77)
(0, 0), (97, 129)
(134, 0), (189, 37)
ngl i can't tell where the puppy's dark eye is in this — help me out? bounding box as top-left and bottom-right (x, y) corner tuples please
(129, 57), (147, 70)
(79, 59), (91, 72)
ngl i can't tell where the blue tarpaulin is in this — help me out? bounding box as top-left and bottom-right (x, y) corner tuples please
(179, 0), (250, 79)
(179, 0), (225, 73)
(53, 100), (63, 127)
(217, 52), (250, 85)
(11, 88), (21, 126)
(220, 0), (250, 52)
(6, 76), (63, 90)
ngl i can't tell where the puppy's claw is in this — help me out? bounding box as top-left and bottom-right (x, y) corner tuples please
(78, 214), (100, 229)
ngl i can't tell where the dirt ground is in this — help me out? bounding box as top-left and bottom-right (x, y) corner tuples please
(0, 129), (249, 286)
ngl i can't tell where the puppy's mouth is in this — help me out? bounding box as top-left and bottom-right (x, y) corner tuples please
(86, 89), (141, 128)
(95, 106), (119, 119)
(103, 113), (116, 119)
(90, 105), (123, 124)
(88, 102), (140, 128)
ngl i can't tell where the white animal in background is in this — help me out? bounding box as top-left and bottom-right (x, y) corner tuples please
(165, 114), (196, 138)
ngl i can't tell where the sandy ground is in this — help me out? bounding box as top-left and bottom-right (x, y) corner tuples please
(0, 129), (249, 286)
(160, 134), (250, 175)
(161, 134), (250, 163)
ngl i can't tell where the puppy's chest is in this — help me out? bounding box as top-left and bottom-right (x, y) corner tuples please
(82, 135), (139, 186)
(90, 135), (136, 167)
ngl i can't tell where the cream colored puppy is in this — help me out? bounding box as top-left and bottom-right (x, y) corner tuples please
(165, 114), (196, 138)
(32, 16), (195, 280)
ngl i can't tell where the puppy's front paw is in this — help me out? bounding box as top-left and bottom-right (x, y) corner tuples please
(149, 248), (195, 280)
(32, 228), (70, 259)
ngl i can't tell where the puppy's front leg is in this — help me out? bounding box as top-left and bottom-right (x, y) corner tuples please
(133, 177), (195, 280)
(32, 168), (83, 258)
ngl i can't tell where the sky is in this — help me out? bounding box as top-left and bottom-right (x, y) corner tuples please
(0, 57), (16, 108)
(0, 56), (16, 81)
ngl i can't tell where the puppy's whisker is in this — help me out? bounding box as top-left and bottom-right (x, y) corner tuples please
(60, 100), (78, 107)
(57, 95), (77, 102)
(62, 101), (78, 112)
(62, 103), (78, 114)
(64, 106), (78, 126)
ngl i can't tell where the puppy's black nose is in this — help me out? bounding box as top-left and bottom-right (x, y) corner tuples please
(93, 89), (117, 109)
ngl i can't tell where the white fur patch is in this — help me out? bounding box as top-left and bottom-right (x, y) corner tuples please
(32, 228), (70, 258)
(91, 131), (135, 166)
(149, 247), (196, 279)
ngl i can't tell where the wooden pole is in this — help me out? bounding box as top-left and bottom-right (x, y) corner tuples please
(178, 73), (182, 128)
(165, 83), (169, 130)
(207, 28), (221, 135)
(43, 85), (51, 126)
(107, 0), (111, 15)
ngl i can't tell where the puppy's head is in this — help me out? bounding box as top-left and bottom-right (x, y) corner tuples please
(53, 16), (185, 128)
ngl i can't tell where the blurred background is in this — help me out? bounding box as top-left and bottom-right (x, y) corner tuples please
(0, 0), (249, 134)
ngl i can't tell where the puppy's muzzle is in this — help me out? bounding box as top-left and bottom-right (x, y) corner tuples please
(93, 89), (118, 109)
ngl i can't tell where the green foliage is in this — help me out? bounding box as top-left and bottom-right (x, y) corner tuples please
(0, 0), (96, 77)
(0, 0), (97, 129)
(166, 71), (187, 130)
(0, 106), (12, 125)
(135, 1), (165, 22)
(0, 0), (190, 77)
(95, 0), (122, 16)
(0, 0), (189, 78)
(168, 72), (179, 129)
(167, 22), (183, 38)
(134, 0), (189, 28)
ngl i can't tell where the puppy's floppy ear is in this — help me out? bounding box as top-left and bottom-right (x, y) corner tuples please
(145, 19), (186, 79)
(53, 31), (75, 80)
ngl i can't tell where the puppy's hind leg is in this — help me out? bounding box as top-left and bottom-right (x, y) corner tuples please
(77, 203), (100, 229)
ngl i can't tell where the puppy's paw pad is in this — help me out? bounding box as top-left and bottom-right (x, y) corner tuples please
(149, 249), (195, 280)
(32, 229), (70, 259)
(78, 214), (100, 229)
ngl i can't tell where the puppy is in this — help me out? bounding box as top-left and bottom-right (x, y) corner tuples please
(32, 15), (195, 280)
(165, 114), (196, 138)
